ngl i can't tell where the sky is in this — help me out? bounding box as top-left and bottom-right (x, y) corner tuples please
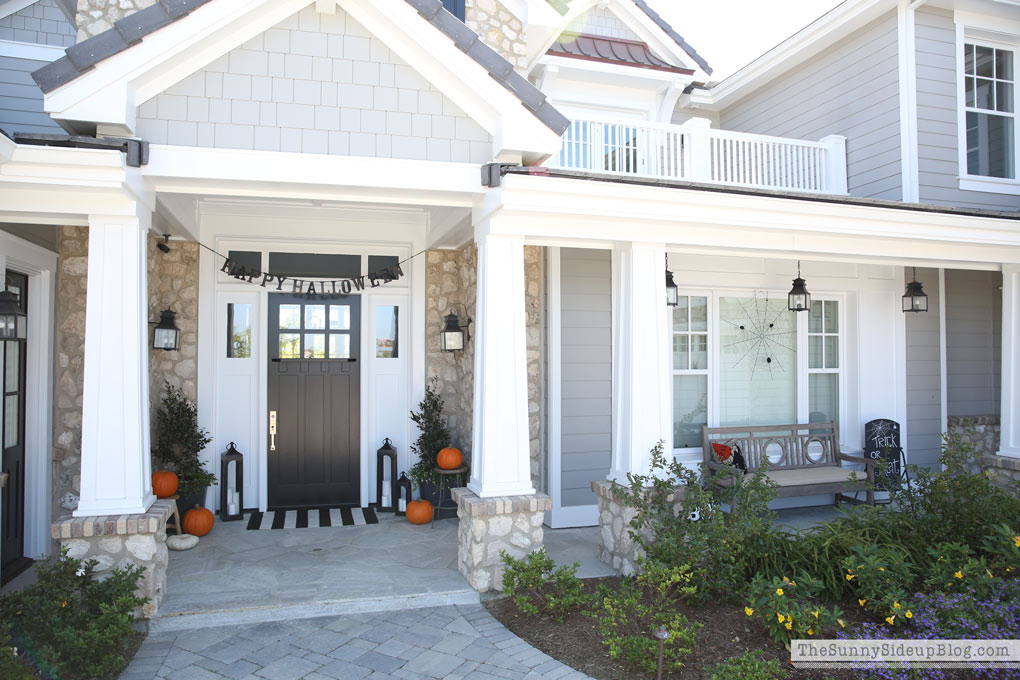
(651, 0), (846, 80)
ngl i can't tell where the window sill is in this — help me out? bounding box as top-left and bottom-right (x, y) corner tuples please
(958, 175), (1020, 196)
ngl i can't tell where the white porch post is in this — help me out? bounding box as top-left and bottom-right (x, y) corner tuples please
(999, 264), (1020, 458)
(75, 209), (156, 516)
(468, 228), (535, 498)
(608, 242), (672, 482)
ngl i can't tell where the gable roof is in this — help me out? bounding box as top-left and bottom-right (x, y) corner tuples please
(549, 32), (691, 73)
(33, 0), (569, 135)
(545, 0), (711, 75)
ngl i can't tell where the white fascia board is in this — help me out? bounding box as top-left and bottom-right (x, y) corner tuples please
(492, 174), (1020, 265)
(0, 39), (66, 61)
(141, 145), (486, 205)
(0, 0), (36, 21)
(1, 144), (127, 185)
(44, 0), (309, 128)
(696, 0), (897, 111)
(0, 132), (16, 163)
(344, 0), (562, 159)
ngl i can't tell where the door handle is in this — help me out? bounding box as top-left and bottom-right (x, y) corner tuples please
(269, 410), (277, 451)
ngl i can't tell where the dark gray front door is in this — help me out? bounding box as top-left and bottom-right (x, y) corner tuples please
(2, 272), (28, 582)
(268, 294), (361, 509)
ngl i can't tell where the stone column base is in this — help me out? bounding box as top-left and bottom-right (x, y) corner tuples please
(451, 488), (552, 592)
(592, 480), (688, 576)
(51, 500), (174, 619)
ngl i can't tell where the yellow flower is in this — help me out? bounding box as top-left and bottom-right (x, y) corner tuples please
(893, 602), (901, 610)
(846, 573), (855, 581)
(785, 622), (793, 630)
(1012, 535), (1020, 548)
(791, 580), (797, 586)
(905, 610), (913, 619)
(885, 615), (896, 625)
(776, 588), (784, 596)
(777, 613), (785, 623)
(812, 609), (819, 619)
(838, 619), (846, 628)
(954, 571), (963, 579)
(745, 607), (754, 617)
(60, 601), (67, 608)
(879, 567), (886, 572)
(807, 628), (814, 636)
(858, 599), (867, 607)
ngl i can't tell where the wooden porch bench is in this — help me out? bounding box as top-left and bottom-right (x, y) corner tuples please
(702, 422), (875, 506)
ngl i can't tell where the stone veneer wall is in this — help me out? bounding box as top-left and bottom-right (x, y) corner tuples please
(75, 0), (156, 41)
(950, 415), (1020, 491)
(424, 245), (544, 490)
(592, 480), (689, 575)
(465, 0), (527, 73)
(52, 228), (201, 518)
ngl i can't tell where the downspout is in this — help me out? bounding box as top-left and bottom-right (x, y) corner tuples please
(897, 0), (926, 203)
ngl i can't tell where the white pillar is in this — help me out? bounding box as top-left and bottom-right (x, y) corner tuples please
(468, 230), (535, 498)
(608, 242), (672, 482)
(999, 265), (1020, 458)
(677, 117), (712, 182)
(75, 210), (155, 516)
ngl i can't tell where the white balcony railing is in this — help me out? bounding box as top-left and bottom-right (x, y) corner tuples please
(549, 116), (848, 195)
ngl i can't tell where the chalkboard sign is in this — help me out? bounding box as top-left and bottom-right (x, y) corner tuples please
(864, 419), (905, 491)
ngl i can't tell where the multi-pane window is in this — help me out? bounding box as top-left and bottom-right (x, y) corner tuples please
(808, 300), (840, 424)
(672, 296), (708, 448)
(277, 302), (352, 359)
(964, 42), (1015, 179)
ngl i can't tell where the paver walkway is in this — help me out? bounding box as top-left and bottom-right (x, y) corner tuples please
(120, 604), (591, 680)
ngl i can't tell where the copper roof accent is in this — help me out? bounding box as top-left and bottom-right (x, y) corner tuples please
(548, 32), (693, 74)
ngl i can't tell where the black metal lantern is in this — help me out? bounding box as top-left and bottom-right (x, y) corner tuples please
(0, 288), (26, 340)
(665, 254), (678, 307)
(153, 309), (180, 350)
(219, 442), (244, 521)
(376, 438), (397, 512)
(440, 312), (468, 352)
(902, 268), (928, 313)
(395, 472), (412, 516)
(788, 261), (811, 313)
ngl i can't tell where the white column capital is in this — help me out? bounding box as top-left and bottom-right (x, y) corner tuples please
(468, 231), (535, 498)
(76, 204), (155, 516)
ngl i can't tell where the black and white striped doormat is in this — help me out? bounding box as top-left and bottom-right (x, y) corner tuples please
(245, 507), (379, 530)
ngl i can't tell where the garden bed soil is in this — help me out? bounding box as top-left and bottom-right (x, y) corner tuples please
(484, 577), (976, 680)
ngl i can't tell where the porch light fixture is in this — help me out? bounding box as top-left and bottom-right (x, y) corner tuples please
(0, 284), (26, 340)
(153, 309), (180, 350)
(788, 261), (811, 313)
(665, 254), (678, 307)
(440, 311), (470, 352)
(903, 267), (928, 313)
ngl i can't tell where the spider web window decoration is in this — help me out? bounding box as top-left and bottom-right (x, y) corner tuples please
(721, 292), (796, 378)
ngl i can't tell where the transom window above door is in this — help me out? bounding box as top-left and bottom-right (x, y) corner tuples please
(277, 302), (352, 359)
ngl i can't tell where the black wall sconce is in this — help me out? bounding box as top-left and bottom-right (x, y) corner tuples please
(152, 309), (180, 350)
(0, 281), (26, 340)
(665, 253), (678, 307)
(440, 311), (471, 352)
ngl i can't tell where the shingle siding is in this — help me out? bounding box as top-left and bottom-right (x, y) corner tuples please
(0, 0), (75, 47)
(0, 54), (64, 135)
(718, 11), (902, 201)
(134, 5), (493, 161)
(914, 7), (1020, 212)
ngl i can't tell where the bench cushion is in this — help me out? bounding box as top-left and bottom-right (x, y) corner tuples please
(716, 466), (864, 487)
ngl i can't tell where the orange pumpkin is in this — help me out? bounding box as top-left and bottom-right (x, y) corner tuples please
(437, 447), (463, 470)
(406, 499), (434, 525)
(152, 471), (178, 499)
(182, 507), (214, 537)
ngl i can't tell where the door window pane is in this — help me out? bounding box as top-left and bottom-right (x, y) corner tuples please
(279, 305), (301, 330)
(823, 300), (839, 333)
(809, 335), (823, 369)
(227, 304), (251, 358)
(673, 335), (689, 370)
(329, 305), (351, 330)
(279, 333), (300, 359)
(4, 394), (18, 448)
(690, 334), (708, 370)
(330, 334), (351, 359)
(690, 296), (708, 331)
(825, 336), (840, 369)
(376, 306), (398, 358)
(4, 341), (18, 391)
(809, 373), (839, 424)
(304, 333), (326, 358)
(719, 296), (797, 427)
(673, 299), (689, 332)
(305, 305), (326, 330)
(673, 375), (706, 449)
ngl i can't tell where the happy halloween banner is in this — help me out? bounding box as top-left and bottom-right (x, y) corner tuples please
(213, 249), (416, 296)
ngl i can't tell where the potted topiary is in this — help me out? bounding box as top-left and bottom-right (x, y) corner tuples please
(152, 382), (215, 512)
(409, 379), (466, 515)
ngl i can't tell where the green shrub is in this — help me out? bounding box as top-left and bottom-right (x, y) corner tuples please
(840, 544), (916, 624)
(923, 542), (998, 597)
(409, 379), (460, 490)
(746, 574), (843, 649)
(0, 548), (147, 679)
(593, 563), (699, 674)
(982, 523), (1020, 575)
(500, 548), (588, 619)
(152, 381), (215, 497)
(707, 650), (785, 680)
(616, 441), (781, 602)
(0, 624), (35, 680)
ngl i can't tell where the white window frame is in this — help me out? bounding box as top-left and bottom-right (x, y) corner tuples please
(955, 17), (1020, 195)
(671, 288), (846, 463)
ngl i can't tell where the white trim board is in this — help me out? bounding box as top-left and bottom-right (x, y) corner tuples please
(0, 39), (66, 61)
(0, 0), (36, 21)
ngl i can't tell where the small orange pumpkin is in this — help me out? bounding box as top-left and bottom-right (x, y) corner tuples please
(406, 499), (434, 525)
(152, 471), (179, 499)
(437, 447), (463, 470)
(182, 507), (214, 537)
